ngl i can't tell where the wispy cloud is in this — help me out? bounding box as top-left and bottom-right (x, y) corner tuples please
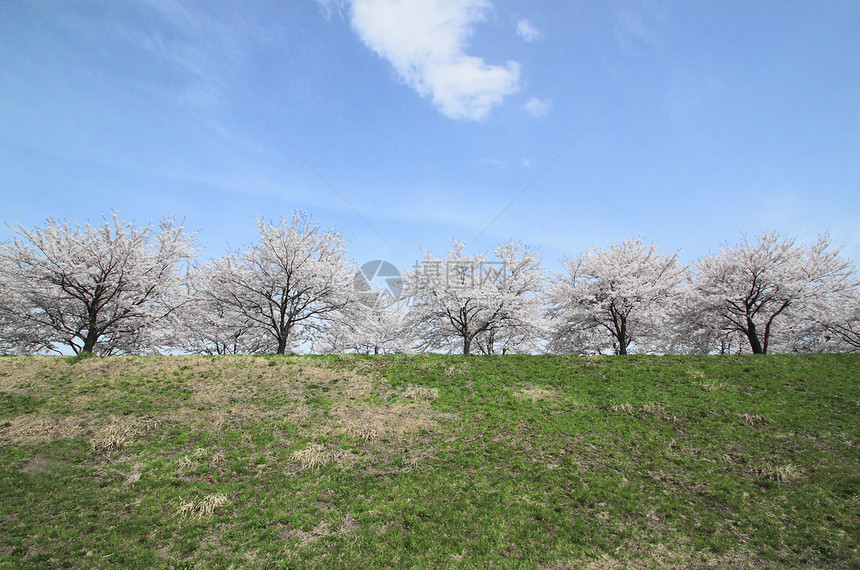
(115, 0), (257, 111)
(524, 97), (551, 118)
(613, 3), (668, 53)
(477, 156), (509, 169)
(348, 0), (521, 120)
(516, 19), (542, 42)
(314, 0), (347, 20)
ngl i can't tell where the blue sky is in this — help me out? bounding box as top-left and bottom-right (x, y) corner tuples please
(2, 0), (858, 275)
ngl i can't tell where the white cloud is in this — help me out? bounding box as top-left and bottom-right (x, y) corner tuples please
(516, 19), (541, 42)
(524, 97), (551, 118)
(349, 0), (521, 120)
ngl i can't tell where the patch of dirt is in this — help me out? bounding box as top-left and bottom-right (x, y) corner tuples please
(21, 454), (68, 477)
(542, 537), (769, 569)
(278, 513), (359, 548)
(608, 402), (680, 423)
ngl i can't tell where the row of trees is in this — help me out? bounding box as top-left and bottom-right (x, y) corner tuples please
(1, 213), (857, 356)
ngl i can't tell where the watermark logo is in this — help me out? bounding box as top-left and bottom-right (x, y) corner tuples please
(353, 260), (402, 307)
(412, 260), (507, 289)
(355, 258), (509, 307)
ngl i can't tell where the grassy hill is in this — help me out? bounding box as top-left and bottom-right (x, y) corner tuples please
(0, 354), (857, 568)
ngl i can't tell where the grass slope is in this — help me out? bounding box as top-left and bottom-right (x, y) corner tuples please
(0, 354), (857, 568)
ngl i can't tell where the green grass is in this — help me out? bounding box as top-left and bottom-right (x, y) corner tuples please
(0, 354), (857, 568)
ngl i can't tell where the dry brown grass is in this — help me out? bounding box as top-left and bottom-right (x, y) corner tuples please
(289, 442), (360, 471)
(639, 403), (664, 416)
(176, 456), (195, 473)
(0, 412), (157, 452)
(0, 356), (455, 476)
(576, 355), (606, 367)
(513, 385), (558, 402)
(738, 412), (770, 426)
(413, 360), (467, 378)
(281, 520), (331, 547)
(749, 462), (801, 484)
(290, 443), (330, 470)
(333, 400), (440, 443)
(122, 464), (143, 486)
(609, 402), (679, 424)
(543, 550), (766, 569)
(1, 414), (85, 446)
(541, 532), (767, 569)
(400, 385), (439, 401)
(443, 363), (467, 378)
(184, 356), (307, 406)
(90, 417), (155, 453)
(177, 494), (230, 518)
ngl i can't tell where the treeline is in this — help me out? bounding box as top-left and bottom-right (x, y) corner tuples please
(1, 212), (857, 356)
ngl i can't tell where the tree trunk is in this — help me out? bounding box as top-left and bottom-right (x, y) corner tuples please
(82, 330), (99, 354)
(745, 317), (765, 354)
(616, 320), (628, 355)
(276, 337), (287, 355)
(463, 336), (471, 356)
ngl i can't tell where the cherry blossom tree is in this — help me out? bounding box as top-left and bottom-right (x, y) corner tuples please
(547, 238), (687, 355)
(664, 294), (746, 355)
(402, 240), (545, 355)
(691, 232), (855, 354)
(822, 289), (860, 351)
(315, 297), (411, 355)
(167, 262), (273, 355)
(206, 213), (355, 355)
(472, 240), (547, 354)
(313, 259), (415, 355)
(0, 275), (46, 354)
(794, 279), (860, 352)
(0, 214), (196, 354)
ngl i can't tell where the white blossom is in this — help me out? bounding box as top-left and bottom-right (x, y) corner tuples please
(548, 238), (687, 355)
(0, 214), (196, 354)
(402, 240), (546, 355)
(691, 232), (855, 354)
(200, 213), (355, 355)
